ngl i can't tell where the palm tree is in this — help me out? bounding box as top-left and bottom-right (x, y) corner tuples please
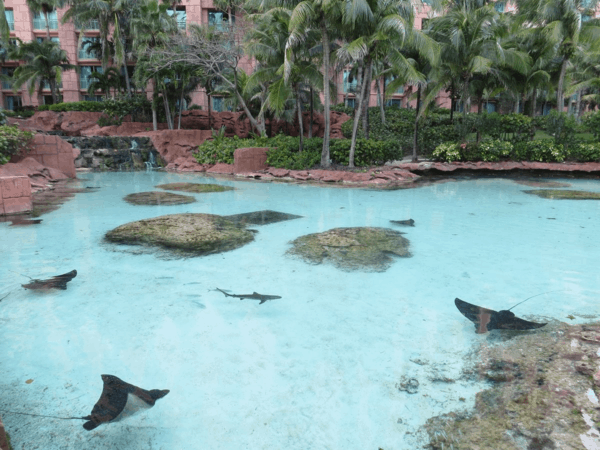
(27, 0), (65, 41)
(9, 39), (76, 103)
(429, 0), (530, 124)
(87, 66), (124, 98)
(516, 0), (600, 112)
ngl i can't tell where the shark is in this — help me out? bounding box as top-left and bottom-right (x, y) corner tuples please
(216, 288), (281, 305)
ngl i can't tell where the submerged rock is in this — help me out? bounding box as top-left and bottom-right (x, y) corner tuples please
(225, 210), (302, 226)
(104, 213), (254, 256)
(523, 189), (600, 200)
(422, 322), (600, 449)
(123, 191), (196, 206)
(514, 180), (571, 188)
(287, 227), (410, 272)
(155, 182), (234, 193)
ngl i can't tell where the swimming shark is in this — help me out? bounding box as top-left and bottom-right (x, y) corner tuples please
(216, 288), (281, 305)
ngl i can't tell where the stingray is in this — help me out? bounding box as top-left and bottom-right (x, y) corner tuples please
(0, 375), (169, 430)
(455, 295), (549, 334)
(21, 270), (77, 291)
(82, 374), (170, 430)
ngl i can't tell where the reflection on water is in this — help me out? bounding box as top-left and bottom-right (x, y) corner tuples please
(0, 172), (599, 449)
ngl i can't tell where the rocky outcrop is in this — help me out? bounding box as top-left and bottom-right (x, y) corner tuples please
(137, 130), (213, 166)
(287, 227), (411, 272)
(123, 191), (196, 206)
(0, 175), (32, 215)
(233, 147), (269, 174)
(0, 157), (70, 191)
(155, 182), (233, 193)
(393, 160), (600, 174)
(11, 134), (77, 178)
(104, 213), (255, 256)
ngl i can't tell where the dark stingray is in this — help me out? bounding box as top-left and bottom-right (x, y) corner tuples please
(83, 374), (169, 431)
(455, 298), (547, 334)
(22, 270), (77, 291)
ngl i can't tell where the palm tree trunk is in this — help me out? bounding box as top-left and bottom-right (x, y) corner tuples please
(362, 63), (372, 139)
(531, 88), (537, 117)
(450, 97), (455, 121)
(178, 80), (185, 130)
(50, 79), (58, 104)
(320, 20), (331, 167)
(309, 87), (313, 138)
(152, 79), (159, 131)
(232, 70), (264, 135)
(576, 89), (582, 119)
(412, 85), (421, 162)
(163, 91), (173, 130)
(296, 85), (304, 152)
(349, 57), (372, 168)
(476, 98), (482, 144)
(557, 58), (568, 113)
(208, 93), (212, 129)
(377, 77), (386, 124)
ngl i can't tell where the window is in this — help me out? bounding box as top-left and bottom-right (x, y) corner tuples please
(5, 10), (14, 31)
(43, 94), (62, 105)
(168, 7), (186, 30)
(421, 18), (429, 29)
(79, 37), (101, 60)
(75, 19), (100, 30)
(83, 95), (104, 102)
(494, 2), (505, 12)
(33, 10), (58, 30)
(212, 96), (224, 112)
(208, 10), (235, 32)
(346, 97), (356, 108)
(384, 75), (404, 94)
(343, 70), (358, 93)
(4, 95), (21, 110)
(486, 102), (497, 113)
(1, 67), (14, 90)
(386, 98), (402, 108)
(36, 37), (59, 44)
(80, 66), (103, 90)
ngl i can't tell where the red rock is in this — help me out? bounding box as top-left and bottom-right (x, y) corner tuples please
(234, 147), (268, 173)
(237, 172), (274, 180)
(340, 172), (372, 183)
(136, 130), (214, 165)
(0, 415), (9, 450)
(206, 163), (234, 174)
(60, 111), (103, 136)
(267, 168), (291, 177)
(3, 194), (32, 214)
(1, 176), (31, 198)
(291, 170), (310, 180)
(320, 171), (346, 183)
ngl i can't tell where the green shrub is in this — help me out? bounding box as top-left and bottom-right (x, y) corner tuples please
(267, 137), (322, 170)
(331, 104), (355, 115)
(188, 104), (202, 110)
(476, 139), (513, 162)
(0, 125), (35, 164)
(569, 142), (600, 162)
(544, 110), (577, 148)
(101, 95), (155, 124)
(45, 101), (105, 112)
(432, 142), (461, 162)
(37, 105), (50, 111)
(512, 139), (566, 162)
(582, 111), (600, 139)
(329, 139), (400, 166)
(97, 115), (121, 128)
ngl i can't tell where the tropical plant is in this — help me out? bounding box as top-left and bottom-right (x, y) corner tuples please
(8, 39), (76, 104)
(87, 66), (124, 98)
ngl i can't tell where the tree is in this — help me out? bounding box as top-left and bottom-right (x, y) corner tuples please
(87, 66), (124, 98)
(9, 39), (76, 104)
(27, 0), (65, 41)
(516, 0), (600, 112)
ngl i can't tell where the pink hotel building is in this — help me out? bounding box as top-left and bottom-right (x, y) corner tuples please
(0, 0), (514, 113)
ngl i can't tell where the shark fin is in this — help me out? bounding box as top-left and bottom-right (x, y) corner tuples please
(259, 299), (266, 305)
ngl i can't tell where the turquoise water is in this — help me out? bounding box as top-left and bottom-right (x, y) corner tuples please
(1, 172), (599, 449)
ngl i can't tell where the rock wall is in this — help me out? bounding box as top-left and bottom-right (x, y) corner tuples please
(0, 175), (32, 215)
(67, 136), (159, 171)
(10, 134), (77, 178)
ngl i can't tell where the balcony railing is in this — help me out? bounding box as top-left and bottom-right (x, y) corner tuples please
(33, 17), (59, 30)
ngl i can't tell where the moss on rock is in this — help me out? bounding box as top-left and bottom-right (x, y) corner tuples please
(287, 227), (410, 272)
(105, 213), (254, 256)
(514, 180), (571, 188)
(155, 182), (234, 193)
(523, 189), (600, 200)
(123, 191), (196, 206)
(423, 322), (600, 449)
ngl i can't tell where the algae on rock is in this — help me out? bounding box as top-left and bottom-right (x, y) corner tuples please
(523, 189), (600, 200)
(287, 227), (410, 272)
(156, 182), (234, 193)
(123, 191), (196, 206)
(422, 322), (600, 449)
(104, 213), (254, 256)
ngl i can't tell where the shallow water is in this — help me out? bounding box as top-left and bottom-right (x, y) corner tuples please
(1, 172), (599, 449)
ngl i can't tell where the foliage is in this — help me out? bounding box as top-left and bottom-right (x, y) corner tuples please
(3, 109), (36, 119)
(331, 104), (355, 115)
(38, 101), (105, 112)
(0, 125), (35, 165)
(512, 139), (565, 162)
(329, 139), (400, 167)
(188, 104), (202, 110)
(569, 142), (600, 162)
(0, 109), (5, 125)
(544, 110), (578, 148)
(432, 142), (462, 162)
(100, 95), (155, 124)
(582, 111), (600, 140)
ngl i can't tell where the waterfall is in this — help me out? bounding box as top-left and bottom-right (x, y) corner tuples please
(145, 151), (156, 171)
